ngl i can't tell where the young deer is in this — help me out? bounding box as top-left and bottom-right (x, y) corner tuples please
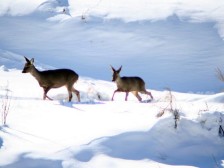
(22, 57), (80, 102)
(111, 66), (153, 102)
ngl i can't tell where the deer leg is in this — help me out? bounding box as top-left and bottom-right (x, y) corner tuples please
(68, 90), (73, 102)
(72, 87), (80, 102)
(112, 89), (119, 101)
(144, 90), (153, 100)
(43, 87), (53, 100)
(125, 92), (129, 101)
(132, 91), (142, 102)
(66, 85), (73, 102)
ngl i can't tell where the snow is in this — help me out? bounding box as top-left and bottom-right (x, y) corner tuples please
(0, 0), (224, 168)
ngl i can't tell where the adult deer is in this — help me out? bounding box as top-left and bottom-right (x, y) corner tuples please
(111, 65), (153, 102)
(22, 56), (80, 102)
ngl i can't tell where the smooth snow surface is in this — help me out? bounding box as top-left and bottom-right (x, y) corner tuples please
(0, 0), (224, 168)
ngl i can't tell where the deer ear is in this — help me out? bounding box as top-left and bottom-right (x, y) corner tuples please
(110, 65), (115, 72)
(24, 56), (30, 63)
(118, 66), (122, 72)
(30, 58), (34, 64)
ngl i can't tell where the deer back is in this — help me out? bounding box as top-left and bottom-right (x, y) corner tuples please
(117, 76), (146, 92)
(111, 65), (146, 92)
(22, 57), (78, 88)
(37, 69), (79, 88)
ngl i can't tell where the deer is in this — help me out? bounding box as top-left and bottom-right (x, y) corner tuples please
(111, 65), (153, 102)
(22, 56), (80, 102)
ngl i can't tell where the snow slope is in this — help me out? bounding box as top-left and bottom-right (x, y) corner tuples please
(0, 0), (224, 92)
(0, 0), (224, 168)
(0, 52), (224, 168)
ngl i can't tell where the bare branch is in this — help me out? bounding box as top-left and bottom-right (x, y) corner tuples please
(216, 67), (224, 82)
(1, 82), (12, 126)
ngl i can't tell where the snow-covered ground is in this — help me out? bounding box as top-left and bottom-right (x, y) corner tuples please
(0, 0), (224, 93)
(0, 0), (224, 168)
(0, 65), (224, 168)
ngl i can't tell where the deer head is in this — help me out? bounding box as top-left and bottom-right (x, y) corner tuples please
(111, 65), (122, 82)
(22, 56), (35, 73)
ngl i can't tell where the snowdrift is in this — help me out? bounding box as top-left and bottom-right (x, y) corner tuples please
(0, 57), (224, 167)
(0, 0), (224, 167)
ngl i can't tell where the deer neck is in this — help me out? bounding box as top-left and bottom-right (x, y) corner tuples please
(115, 75), (122, 84)
(30, 66), (42, 82)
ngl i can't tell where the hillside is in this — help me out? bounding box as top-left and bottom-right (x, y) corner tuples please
(1, 0), (224, 168)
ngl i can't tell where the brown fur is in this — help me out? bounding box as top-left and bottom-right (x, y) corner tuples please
(22, 57), (80, 102)
(111, 65), (153, 102)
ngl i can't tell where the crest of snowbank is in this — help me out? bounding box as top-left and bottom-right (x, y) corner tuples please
(0, 0), (224, 38)
(0, 49), (24, 70)
(0, 49), (55, 71)
(69, 0), (224, 20)
(69, 0), (224, 38)
(0, 0), (46, 16)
